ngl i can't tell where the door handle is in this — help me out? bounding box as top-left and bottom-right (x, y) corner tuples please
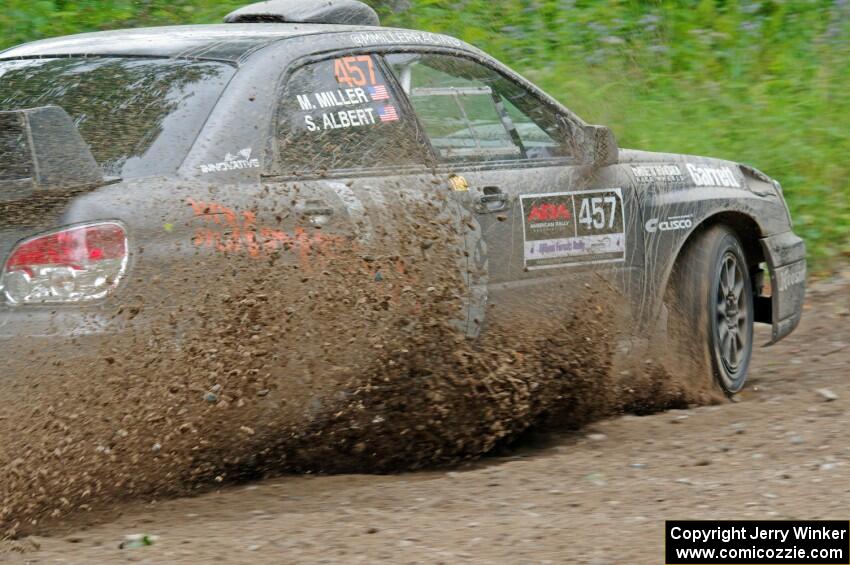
(478, 186), (509, 213)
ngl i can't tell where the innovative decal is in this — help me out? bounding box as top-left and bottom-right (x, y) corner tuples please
(199, 148), (260, 174)
(520, 189), (626, 269)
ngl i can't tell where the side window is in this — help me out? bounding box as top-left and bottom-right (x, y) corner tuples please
(0, 114), (32, 182)
(276, 54), (424, 174)
(386, 53), (571, 164)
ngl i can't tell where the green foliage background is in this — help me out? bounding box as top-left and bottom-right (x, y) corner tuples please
(1, 0), (848, 272)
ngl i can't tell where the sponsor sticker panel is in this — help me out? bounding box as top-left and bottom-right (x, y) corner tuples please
(772, 260), (807, 320)
(631, 162), (743, 189)
(631, 164), (686, 190)
(520, 188), (626, 269)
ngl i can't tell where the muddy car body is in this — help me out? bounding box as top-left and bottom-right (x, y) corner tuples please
(0, 0), (805, 392)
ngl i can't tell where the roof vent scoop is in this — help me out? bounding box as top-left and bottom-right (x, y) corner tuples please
(224, 0), (380, 26)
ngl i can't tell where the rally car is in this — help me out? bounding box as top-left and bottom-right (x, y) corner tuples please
(0, 0), (805, 393)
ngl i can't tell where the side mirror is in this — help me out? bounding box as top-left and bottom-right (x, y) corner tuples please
(0, 106), (103, 202)
(580, 124), (619, 168)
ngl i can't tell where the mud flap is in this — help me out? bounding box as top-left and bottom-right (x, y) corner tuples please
(760, 231), (806, 345)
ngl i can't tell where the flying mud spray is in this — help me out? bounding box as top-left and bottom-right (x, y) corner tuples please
(0, 178), (721, 539)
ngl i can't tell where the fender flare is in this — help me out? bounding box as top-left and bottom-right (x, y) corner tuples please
(642, 208), (768, 333)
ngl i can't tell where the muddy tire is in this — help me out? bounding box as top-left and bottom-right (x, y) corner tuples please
(666, 225), (754, 394)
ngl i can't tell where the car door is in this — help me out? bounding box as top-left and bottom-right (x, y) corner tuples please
(260, 51), (479, 337)
(383, 52), (643, 325)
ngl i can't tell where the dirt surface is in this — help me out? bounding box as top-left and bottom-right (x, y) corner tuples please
(1, 269), (846, 563)
(0, 189), (713, 540)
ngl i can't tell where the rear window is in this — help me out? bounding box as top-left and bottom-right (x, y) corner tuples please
(0, 57), (234, 178)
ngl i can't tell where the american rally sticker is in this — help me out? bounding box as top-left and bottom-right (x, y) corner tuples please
(520, 189), (626, 269)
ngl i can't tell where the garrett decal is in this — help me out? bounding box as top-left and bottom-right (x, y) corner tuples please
(520, 189), (626, 269)
(199, 148), (260, 174)
(686, 163), (741, 188)
(645, 214), (693, 233)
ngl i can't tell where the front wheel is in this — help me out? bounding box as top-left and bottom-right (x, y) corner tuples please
(666, 225), (754, 394)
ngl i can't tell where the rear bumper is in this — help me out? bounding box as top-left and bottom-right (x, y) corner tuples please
(0, 303), (161, 376)
(760, 231), (806, 345)
(0, 305), (117, 338)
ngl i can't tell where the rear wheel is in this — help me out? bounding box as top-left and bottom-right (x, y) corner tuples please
(666, 225), (754, 394)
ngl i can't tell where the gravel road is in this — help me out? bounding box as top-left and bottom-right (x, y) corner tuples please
(4, 269), (848, 564)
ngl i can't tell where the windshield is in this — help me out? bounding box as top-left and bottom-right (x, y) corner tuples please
(0, 57), (234, 178)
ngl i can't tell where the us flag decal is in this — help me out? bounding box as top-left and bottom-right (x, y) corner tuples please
(378, 105), (399, 122)
(368, 84), (389, 100)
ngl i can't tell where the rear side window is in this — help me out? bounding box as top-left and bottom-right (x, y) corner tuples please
(0, 113), (32, 183)
(275, 55), (424, 174)
(0, 58), (234, 178)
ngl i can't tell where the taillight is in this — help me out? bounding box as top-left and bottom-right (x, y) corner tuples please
(1, 222), (127, 305)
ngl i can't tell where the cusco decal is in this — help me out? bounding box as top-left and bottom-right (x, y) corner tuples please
(645, 214), (693, 233)
(520, 189), (626, 269)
